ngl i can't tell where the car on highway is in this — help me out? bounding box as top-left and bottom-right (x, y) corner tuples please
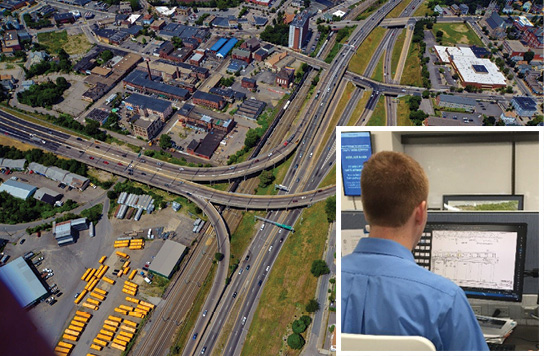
(117, 162), (123, 166)
(232, 292), (237, 298)
(89, 156), (94, 160)
(239, 268), (243, 275)
(202, 309), (207, 317)
(258, 280), (263, 286)
(268, 245), (273, 252)
(95, 145), (100, 149)
(103, 161), (109, 164)
(76, 137), (82, 141)
(201, 347), (207, 354)
(279, 238), (284, 243)
(266, 265), (270, 272)
(193, 333), (198, 340)
(241, 316), (247, 325)
(246, 265), (250, 270)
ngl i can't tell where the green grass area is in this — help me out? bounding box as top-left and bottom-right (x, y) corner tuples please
(318, 164), (336, 188)
(241, 200), (331, 356)
(348, 27), (387, 75)
(325, 26), (356, 64)
(355, 0), (387, 20)
(412, 0), (433, 16)
(205, 182), (230, 191)
(255, 154), (295, 196)
(432, 23), (484, 47)
(371, 52), (385, 82)
(390, 28), (407, 76)
(315, 82), (355, 160)
(169, 263), (217, 355)
(367, 95), (386, 126)
(229, 211), (262, 267)
(386, 0), (412, 18)
(37, 31), (92, 55)
(400, 42), (423, 87)
(397, 96), (415, 126)
(347, 90), (371, 126)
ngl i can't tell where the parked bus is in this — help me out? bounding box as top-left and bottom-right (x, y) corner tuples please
(98, 255), (106, 264)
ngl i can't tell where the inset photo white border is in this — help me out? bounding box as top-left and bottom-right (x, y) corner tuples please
(335, 127), (543, 356)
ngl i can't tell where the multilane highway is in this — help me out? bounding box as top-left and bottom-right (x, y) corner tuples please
(0, 110), (334, 210)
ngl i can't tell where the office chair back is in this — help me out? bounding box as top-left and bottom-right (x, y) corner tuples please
(341, 333), (437, 351)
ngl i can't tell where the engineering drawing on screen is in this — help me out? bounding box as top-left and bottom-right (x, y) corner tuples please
(430, 230), (517, 290)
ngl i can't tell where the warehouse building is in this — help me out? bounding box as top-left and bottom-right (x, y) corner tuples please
(436, 95), (478, 111)
(33, 187), (63, 205)
(149, 240), (187, 278)
(236, 98), (266, 120)
(192, 91), (226, 110)
(0, 158), (26, 170)
(216, 38), (238, 58)
(0, 179), (37, 200)
(28, 163), (90, 190)
(123, 93), (173, 121)
(123, 70), (190, 101)
(0, 257), (49, 308)
(434, 46), (507, 88)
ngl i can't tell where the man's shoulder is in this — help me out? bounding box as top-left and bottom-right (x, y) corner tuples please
(342, 252), (462, 298)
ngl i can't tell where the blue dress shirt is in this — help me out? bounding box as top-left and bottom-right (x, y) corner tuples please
(341, 237), (489, 351)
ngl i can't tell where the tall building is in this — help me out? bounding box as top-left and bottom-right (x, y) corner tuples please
(288, 12), (310, 51)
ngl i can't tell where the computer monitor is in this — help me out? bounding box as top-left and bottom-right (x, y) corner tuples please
(340, 131), (372, 196)
(413, 222), (527, 302)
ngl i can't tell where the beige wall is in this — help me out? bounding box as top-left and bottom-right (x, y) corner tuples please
(339, 130), (539, 211)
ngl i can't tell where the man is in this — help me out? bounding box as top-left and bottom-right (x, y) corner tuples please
(341, 151), (488, 351)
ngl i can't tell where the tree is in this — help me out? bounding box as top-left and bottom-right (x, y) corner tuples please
(107, 190), (118, 200)
(159, 134), (172, 150)
(325, 196), (335, 223)
(292, 319), (307, 334)
(311, 260), (330, 277)
(287, 333), (305, 349)
(305, 298), (320, 313)
(482, 116), (496, 126)
(300, 315), (312, 326)
(214, 252), (224, 261)
(130, 0), (140, 10)
(523, 51), (535, 63)
(100, 50), (113, 62)
(422, 90), (430, 98)
(258, 170), (275, 188)
(244, 129), (260, 148)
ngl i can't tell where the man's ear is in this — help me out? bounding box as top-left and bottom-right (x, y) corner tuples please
(414, 201), (427, 226)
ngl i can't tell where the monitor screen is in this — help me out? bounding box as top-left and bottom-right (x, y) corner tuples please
(413, 223), (527, 302)
(340, 131), (372, 196)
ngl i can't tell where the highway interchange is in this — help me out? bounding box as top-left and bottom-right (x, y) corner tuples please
(2, 0), (541, 354)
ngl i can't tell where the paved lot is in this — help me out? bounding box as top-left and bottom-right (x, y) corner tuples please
(52, 78), (91, 117)
(474, 101), (503, 117)
(441, 111), (483, 125)
(9, 170), (104, 205)
(22, 203), (197, 351)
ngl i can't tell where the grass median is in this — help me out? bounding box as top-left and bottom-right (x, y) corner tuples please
(367, 95), (386, 126)
(348, 27), (387, 75)
(241, 200), (331, 356)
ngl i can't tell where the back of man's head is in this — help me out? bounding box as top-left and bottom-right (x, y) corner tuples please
(361, 151), (429, 228)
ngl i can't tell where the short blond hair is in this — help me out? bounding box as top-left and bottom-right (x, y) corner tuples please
(361, 151), (429, 227)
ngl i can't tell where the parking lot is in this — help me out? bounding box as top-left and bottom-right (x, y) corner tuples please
(1, 181), (199, 349)
(440, 111), (483, 125)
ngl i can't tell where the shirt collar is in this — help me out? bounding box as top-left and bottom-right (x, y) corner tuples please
(353, 237), (416, 263)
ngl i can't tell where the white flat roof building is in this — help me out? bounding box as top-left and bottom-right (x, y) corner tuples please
(434, 45), (507, 88)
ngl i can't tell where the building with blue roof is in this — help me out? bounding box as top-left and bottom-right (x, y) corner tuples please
(0, 179), (37, 199)
(0, 257), (48, 308)
(217, 38), (238, 58)
(210, 38), (228, 53)
(511, 96), (537, 117)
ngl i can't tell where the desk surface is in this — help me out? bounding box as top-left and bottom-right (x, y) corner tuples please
(504, 325), (539, 351)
